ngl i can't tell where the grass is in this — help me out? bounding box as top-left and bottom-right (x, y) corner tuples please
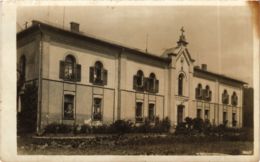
(17, 134), (253, 155)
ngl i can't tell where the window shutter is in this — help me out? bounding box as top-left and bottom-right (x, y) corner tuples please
(76, 64), (81, 82)
(140, 76), (144, 87)
(195, 88), (199, 99)
(89, 67), (94, 83)
(209, 91), (212, 101)
(103, 69), (108, 85)
(59, 61), (65, 79)
(133, 75), (138, 90)
(155, 79), (159, 93)
(144, 78), (150, 92)
(100, 68), (104, 82)
(202, 89), (207, 100)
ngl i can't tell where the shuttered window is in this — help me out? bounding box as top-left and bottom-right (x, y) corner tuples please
(89, 61), (108, 86)
(133, 71), (159, 93)
(222, 90), (229, 105)
(59, 55), (81, 82)
(231, 92), (238, 106)
(133, 70), (144, 91)
(195, 84), (203, 99)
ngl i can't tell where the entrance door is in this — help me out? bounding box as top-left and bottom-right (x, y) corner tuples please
(177, 105), (184, 124)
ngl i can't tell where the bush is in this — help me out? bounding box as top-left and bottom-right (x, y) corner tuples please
(111, 120), (133, 134)
(44, 123), (73, 134)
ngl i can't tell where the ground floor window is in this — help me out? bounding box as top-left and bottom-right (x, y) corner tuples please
(64, 94), (74, 120)
(197, 109), (202, 119)
(93, 98), (102, 121)
(177, 105), (184, 124)
(223, 111), (227, 124)
(204, 110), (209, 120)
(148, 103), (155, 121)
(232, 113), (237, 127)
(136, 102), (143, 122)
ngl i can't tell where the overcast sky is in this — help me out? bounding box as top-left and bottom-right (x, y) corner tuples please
(17, 5), (254, 86)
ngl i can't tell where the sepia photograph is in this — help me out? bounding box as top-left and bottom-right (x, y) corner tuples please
(0, 1), (259, 162)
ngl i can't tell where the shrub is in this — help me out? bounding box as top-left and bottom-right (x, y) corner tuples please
(17, 84), (38, 134)
(111, 120), (133, 134)
(44, 123), (73, 134)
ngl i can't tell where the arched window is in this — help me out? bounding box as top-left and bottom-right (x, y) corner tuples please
(19, 55), (26, 80)
(195, 83), (203, 99)
(204, 85), (212, 101)
(59, 54), (81, 81)
(133, 70), (144, 91)
(231, 92), (238, 106)
(222, 90), (229, 104)
(89, 61), (107, 85)
(147, 73), (159, 93)
(94, 61), (103, 82)
(178, 73), (184, 96)
(64, 55), (76, 79)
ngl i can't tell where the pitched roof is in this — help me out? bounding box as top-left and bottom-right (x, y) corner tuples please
(17, 20), (171, 64)
(194, 67), (247, 86)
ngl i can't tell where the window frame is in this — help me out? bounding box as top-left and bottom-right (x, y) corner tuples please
(63, 94), (74, 120)
(148, 103), (155, 122)
(93, 98), (102, 121)
(135, 102), (143, 123)
(178, 73), (184, 96)
(89, 61), (108, 86)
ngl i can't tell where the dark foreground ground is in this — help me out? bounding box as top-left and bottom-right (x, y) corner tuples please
(17, 134), (253, 155)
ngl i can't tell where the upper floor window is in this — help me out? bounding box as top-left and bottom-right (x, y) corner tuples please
(133, 70), (144, 91)
(203, 85), (212, 101)
(222, 90), (229, 105)
(195, 84), (203, 99)
(231, 92), (238, 106)
(146, 73), (159, 93)
(59, 55), (81, 81)
(19, 55), (26, 80)
(89, 61), (108, 86)
(178, 73), (184, 96)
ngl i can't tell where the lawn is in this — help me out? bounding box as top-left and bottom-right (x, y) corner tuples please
(17, 134), (253, 155)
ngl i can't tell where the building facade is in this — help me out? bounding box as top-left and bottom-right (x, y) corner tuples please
(17, 21), (246, 133)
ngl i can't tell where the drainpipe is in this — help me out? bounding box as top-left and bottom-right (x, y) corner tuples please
(117, 48), (124, 120)
(36, 24), (43, 135)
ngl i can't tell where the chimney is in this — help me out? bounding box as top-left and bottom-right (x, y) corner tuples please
(70, 22), (79, 32)
(194, 65), (200, 69)
(201, 64), (207, 71)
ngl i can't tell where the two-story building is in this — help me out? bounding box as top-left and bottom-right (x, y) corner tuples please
(17, 21), (246, 133)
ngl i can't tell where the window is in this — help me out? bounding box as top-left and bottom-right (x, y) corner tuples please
(19, 55), (26, 80)
(63, 95), (74, 120)
(135, 102), (143, 122)
(133, 70), (144, 91)
(93, 98), (102, 121)
(204, 110), (209, 120)
(203, 85), (212, 101)
(148, 104), (155, 121)
(197, 109), (202, 118)
(223, 112), (227, 124)
(231, 92), (238, 106)
(59, 55), (81, 81)
(146, 73), (159, 93)
(222, 90), (229, 104)
(232, 113), (237, 127)
(177, 105), (184, 124)
(195, 84), (203, 99)
(178, 73), (184, 96)
(89, 61), (108, 85)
